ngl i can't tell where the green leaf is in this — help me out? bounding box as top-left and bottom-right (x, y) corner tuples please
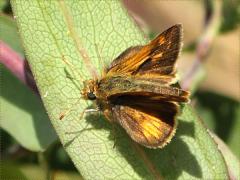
(1, 161), (27, 180)
(196, 92), (240, 159)
(0, 0), (8, 12)
(11, 0), (230, 179)
(211, 133), (240, 179)
(19, 164), (82, 180)
(0, 15), (24, 54)
(1, 161), (82, 180)
(0, 15), (57, 151)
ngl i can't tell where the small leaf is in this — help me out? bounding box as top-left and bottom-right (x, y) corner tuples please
(211, 133), (240, 179)
(0, 15), (24, 54)
(11, 0), (229, 179)
(0, 0), (8, 12)
(1, 161), (27, 180)
(19, 164), (82, 180)
(196, 92), (240, 159)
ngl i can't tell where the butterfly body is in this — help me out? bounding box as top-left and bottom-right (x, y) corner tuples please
(81, 24), (190, 148)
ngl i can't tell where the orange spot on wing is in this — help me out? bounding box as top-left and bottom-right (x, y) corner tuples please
(139, 113), (163, 139)
(152, 52), (163, 60)
(159, 37), (166, 44)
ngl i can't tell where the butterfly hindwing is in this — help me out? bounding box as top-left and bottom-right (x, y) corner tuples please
(111, 98), (178, 148)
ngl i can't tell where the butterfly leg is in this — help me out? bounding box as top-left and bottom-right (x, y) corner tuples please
(79, 107), (100, 120)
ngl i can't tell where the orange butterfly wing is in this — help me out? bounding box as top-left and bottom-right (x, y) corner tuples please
(106, 24), (182, 84)
(99, 24), (188, 148)
(112, 98), (178, 148)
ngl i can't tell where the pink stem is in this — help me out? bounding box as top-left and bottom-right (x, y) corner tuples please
(181, 0), (222, 90)
(0, 40), (38, 93)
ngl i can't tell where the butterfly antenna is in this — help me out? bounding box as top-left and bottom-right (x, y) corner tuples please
(94, 43), (106, 78)
(59, 54), (84, 86)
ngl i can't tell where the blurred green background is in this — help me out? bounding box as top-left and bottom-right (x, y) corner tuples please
(0, 0), (239, 179)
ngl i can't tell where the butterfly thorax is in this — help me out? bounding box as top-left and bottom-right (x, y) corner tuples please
(81, 78), (115, 122)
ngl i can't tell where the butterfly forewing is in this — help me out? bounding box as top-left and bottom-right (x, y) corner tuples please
(106, 24), (182, 84)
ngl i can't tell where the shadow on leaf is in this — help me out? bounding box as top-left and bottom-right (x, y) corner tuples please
(64, 106), (202, 179)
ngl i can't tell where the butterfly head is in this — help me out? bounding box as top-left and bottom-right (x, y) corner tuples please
(81, 79), (98, 101)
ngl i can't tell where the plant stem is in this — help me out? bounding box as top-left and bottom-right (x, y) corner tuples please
(181, 0), (222, 90)
(0, 40), (38, 94)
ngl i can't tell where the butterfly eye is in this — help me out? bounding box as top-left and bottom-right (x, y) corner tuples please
(87, 92), (96, 100)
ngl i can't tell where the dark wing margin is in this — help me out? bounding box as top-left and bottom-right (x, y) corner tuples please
(106, 24), (182, 78)
(112, 99), (178, 148)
